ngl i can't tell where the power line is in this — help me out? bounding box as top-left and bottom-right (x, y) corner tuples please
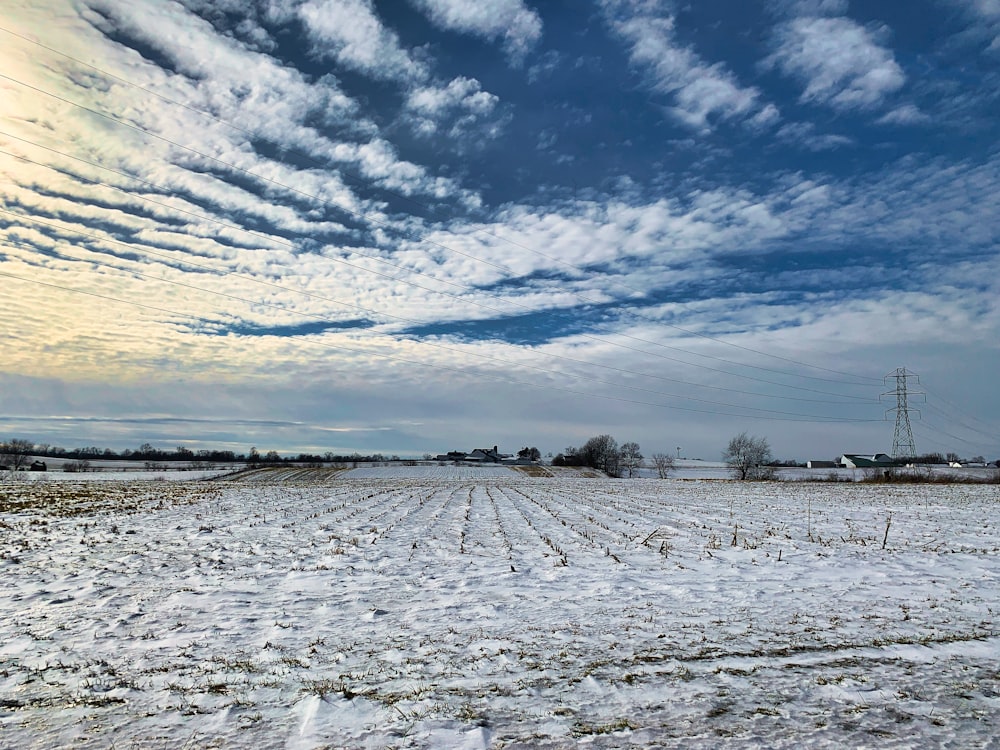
(0, 267), (883, 423)
(0, 23), (885, 383)
(922, 402), (998, 443)
(0, 59), (881, 386)
(1, 235), (878, 418)
(0, 138), (878, 400)
(912, 419), (987, 451)
(921, 383), (999, 440)
(909, 423), (953, 453)
(0, 207), (872, 408)
(0, 148), (878, 404)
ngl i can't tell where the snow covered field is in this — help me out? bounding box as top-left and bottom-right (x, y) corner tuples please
(1, 475), (998, 748)
(11, 469), (235, 483)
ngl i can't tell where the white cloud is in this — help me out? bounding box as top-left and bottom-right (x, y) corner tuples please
(407, 0), (542, 64)
(765, 15), (905, 110)
(876, 103), (931, 125)
(770, 0), (849, 15)
(775, 121), (855, 150)
(964, 0), (1000, 16)
(81, 0), (357, 128)
(297, 0), (427, 82)
(294, 1), (509, 151)
(941, 0), (1000, 52)
(527, 50), (562, 83)
(90, 0), (477, 200)
(403, 76), (501, 138)
(748, 103), (783, 131)
(601, 1), (774, 132)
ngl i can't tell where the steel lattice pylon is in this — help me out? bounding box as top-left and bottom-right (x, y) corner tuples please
(881, 367), (923, 459)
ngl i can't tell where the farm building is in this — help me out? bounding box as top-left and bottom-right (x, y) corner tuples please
(838, 453), (893, 469)
(806, 460), (839, 469)
(434, 446), (512, 463)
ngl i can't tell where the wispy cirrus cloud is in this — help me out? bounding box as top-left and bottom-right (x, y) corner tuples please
(407, 0), (543, 64)
(764, 3), (905, 111)
(775, 121), (856, 150)
(940, 0), (1000, 52)
(768, 0), (850, 15)
(600, 0), (778, 133)
(876, 103), (931, 125)
(293, 0), (508, 146)
(297, 0), (427, 82)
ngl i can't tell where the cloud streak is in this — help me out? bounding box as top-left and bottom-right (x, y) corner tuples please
(601, 0), (776, 131)
(408, 0), (542, 64)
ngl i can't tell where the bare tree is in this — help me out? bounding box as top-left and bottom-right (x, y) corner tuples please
(518, 446), (541, 461)
(651, 452), (676, 479)
(581, 434), (621, 477)
(1, 438), (34, 471)
(619, 441), (643, 477)
(723, 432), (774, 480)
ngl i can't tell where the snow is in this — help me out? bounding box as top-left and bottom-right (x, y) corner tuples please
(8, 469), (233, 482)
(1, 473), (998, 748)
(341, 464), (519, 479)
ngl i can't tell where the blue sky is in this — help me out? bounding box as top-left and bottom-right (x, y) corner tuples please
(1, 0), (998, 461)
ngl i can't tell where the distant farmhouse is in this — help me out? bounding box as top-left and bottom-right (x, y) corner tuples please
(435, 446), (529, 464)
(806, 460), (838, 469)
(838, 453), (894, 469)
(806, 454), (895, 469)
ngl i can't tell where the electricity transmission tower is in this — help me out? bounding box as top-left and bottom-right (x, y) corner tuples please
(881, 367), (924, 459)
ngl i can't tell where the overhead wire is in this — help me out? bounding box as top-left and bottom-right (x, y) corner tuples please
(1, 234), (877, 418)
(920, 383), (998, 440)
(0, 43), (881, 386)
(0, 22), (886, 384)
(0, 265), (883, 423)
(909, 423), (955, 453)
(0, 146), (879, 405)
(0, 100), (880, 398)
(878, 371), (996, 453)
(911, 420), (984, 451)
(921, 403), (1000, 445)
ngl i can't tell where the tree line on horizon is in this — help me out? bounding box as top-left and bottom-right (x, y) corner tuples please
(552, 432), (778, 479)
(0, 438), (400, 469)
(2, 435), (996, 476)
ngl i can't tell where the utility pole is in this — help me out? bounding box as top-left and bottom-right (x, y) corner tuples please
(880, 367), (924, 460)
